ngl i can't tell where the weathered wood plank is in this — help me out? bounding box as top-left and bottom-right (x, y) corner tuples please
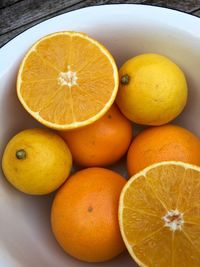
(146, 0), (200, 13)
(0, 0), (149, 46)
(0, 0), (147, 47)
(192, 7), (200, 15)
(0, 23), (32, 47)
(0, 0), (85, 35)
(0, 0), (148, 36)
(0, 0), (21, 9)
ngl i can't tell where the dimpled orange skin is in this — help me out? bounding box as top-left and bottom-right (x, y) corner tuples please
(59, 105), (133, 167)
(51, 167), (126, 262)
(127, 124), (200, 175)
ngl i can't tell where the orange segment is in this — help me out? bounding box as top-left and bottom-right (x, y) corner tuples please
(122, 208), (164, 245)
(119, 161), (200, 267)
(20, 81), (61, 112)
(71, 85), (108, 122)
(146, 164), (186, 210)
(20, 51), (59, 81)
(39, 87), (74, 124)
(133, 227), (172, 267)
(177, 168), (200, 212)
(123, 175), (166, 216)
(69, 35), (107, 72)
(36, 35), (72, 71)
(17, 32), (118, 130)
(182, 223), (200, 252)
(173, 230), (200, 267)
(184, 206), (200, 224)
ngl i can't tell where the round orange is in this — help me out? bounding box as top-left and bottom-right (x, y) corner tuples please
(51, 167), (126, 262)
(60, 105), (132, 167)
(17, 31), (118, 130)
(127, 124), (200, 175)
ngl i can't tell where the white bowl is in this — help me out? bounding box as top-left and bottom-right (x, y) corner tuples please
(1, 4), (200, 267)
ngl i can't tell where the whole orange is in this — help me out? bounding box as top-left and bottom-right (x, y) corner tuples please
(127, 124), (200, 175)
(51, 167), (126, 262)
(59, 105), (132, 167)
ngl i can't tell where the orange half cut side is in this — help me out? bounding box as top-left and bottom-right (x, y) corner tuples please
(119, 161), (200, 267)
(17, 31), (119, 130)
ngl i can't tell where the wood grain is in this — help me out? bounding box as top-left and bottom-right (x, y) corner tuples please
(192, 7), (200, 15)
(0, 0), (149, 47)
(0, 0), (21, 9)
(0, 0), (150, 35)
(0, 0), (87, 35)
(0, 0), (200, 47)
(145, 0), (200, 12)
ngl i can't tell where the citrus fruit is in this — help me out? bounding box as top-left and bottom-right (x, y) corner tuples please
(17, 31), (118, 130)
(60, 105), (132, 167)
(116, 53), (188, 126)
(119, 161), (200, 267)
(2, 128), (72, 195)
(51, 167), (126, 262)
(127, 124), (200, 175)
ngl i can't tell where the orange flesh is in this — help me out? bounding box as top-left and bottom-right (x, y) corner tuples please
(18, 33), (117, 127)
(119, 162), (200, 267)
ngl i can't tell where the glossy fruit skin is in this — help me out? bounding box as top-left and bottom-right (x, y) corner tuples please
(51, 167), (126, 262)
(2, 128), (72, 195)
(127, 124), (200, 175)
(116, 53), (188, 126)
(60, 105), (133, 167)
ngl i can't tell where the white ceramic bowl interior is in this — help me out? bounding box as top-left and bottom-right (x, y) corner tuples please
(1, 4), (200, 267)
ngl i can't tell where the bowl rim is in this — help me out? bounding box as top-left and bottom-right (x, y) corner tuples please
(1, 4), (200, 50)
(1, 4), (200, 77)
(1, 4), (200, 266)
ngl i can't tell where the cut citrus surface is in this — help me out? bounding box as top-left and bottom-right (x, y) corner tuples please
(119, 161), (200, 267)
(17, 31), (118, 130)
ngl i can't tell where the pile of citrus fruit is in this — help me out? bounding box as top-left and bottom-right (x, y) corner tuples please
(2, 31), (200, 266)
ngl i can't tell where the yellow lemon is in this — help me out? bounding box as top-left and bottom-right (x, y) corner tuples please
(2, 128), (72, 195)
(116, 53), (188, 126)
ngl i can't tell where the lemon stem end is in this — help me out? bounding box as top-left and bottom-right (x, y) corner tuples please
(121, 74), (130, 85)
(16, 149), (26, 160)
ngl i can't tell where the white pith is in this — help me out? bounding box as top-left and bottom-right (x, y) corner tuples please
(163, 209), (184, 231)
(58, 66), (78, 87)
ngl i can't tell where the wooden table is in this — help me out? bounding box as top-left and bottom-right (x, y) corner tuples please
(1, 0), (200, 47)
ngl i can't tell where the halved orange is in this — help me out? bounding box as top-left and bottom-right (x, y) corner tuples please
(119, 161), (200, 267)
(17, 32), (118, 130)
